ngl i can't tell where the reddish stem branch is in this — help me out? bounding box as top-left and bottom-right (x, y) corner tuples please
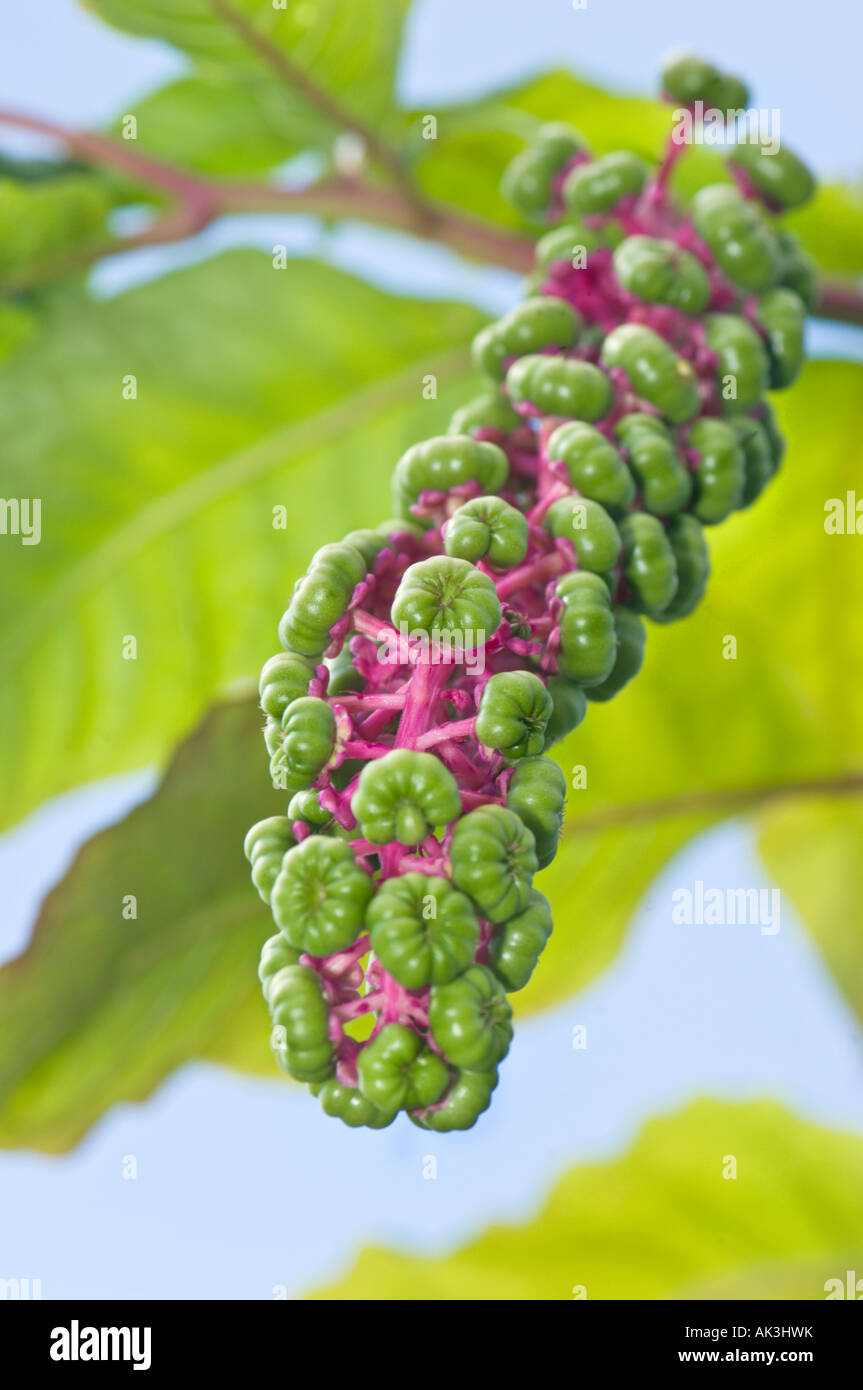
(815, 281), (863, 326)
(0, 108), (861, 327)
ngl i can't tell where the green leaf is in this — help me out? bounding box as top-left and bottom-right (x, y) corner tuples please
(89, 0), (410, 160)
(758, 798), (863, 1028)
(307, 1099), (863, 1299)
(0, 698), (282, 1154)
(785, 184), (863, 280)
(0, 173), (114, 290)
(113, 73), (300, 176)
(0, 251), (483, 831)
(519, 360), (863, 1016)
(407, 70), (863, 277)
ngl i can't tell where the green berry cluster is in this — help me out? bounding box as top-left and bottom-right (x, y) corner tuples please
(245, 55), (814, 1132)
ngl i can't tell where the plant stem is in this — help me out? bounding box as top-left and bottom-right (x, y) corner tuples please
(1, 108), (861, 327)
(563, 769), (863, 836)
(203, 0), (426, 213)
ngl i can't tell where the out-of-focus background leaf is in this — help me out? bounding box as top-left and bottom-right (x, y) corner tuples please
(0, 252), (482, 829)
(758, 800), (863, 1028)
(0, 699), (279, 1154)
(309, 1099), (863, 1299)
(115, 73), (299, 176)
(90, 0), (410, 158)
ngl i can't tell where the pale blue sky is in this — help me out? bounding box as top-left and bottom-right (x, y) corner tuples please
(1, 0), (861, 1299)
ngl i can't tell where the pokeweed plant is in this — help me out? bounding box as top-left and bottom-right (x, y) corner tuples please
(245, 55), (815, 1131)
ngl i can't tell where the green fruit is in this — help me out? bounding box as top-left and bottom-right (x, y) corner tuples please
(732, 415), (775, 507)
(535, 219), (623, 274)
(258, 651), (315, 720)
(543, 675), (588, 744)
(279, 542), (366, 658)
(358, 1023), (450, 1112)
(775, 230), (817, 312)
(429, 964), (514, 1069)
(392, 435), (509, 521)
(546, 420), (636, 512)
(505, 355), (613, 422)
(448, 391), (522, 437)
(268, 695), (336, 795)
(653, 514), (711, 621)
(612, 235), (710, 315)
(287, 787), (335, 833)
(264, 963), (334, 1083)
(376, 516), (426, 539)
(584, 607), (647, 702)
(472, 296), (582, 380)
(600, 324), (701, 424)
(351, 748), (461, 846)
(618, 512), (679, 615)
(390, 555), (502, 637)
(325, 643), (360, 696)
(505, 757), (567, 870)
(244, 816), (296, 903)
(340, 527), (389, 569)
(661, 53), (749, 110)
(271, 835), (373, 956)
(544, 494), (623, 570)
(500, 122), (589, 218)
(445, 495), (529, 569)
(476, 671), (553, 760)
(691, 183), (781, 292)
(729, 140), (815, 211)
(258, 932), (301, 993)
(367, 874), (479, 988)
(754, 287), (805, 388)
(316, 1078), (396, 1129)
(410, 1068), (499, 1131)
(758, 399), (786, 474)
(488, 889), (553, 991)
(563, 151), (648, 215)
(450, 805), (538, 923)
(703, 312), (770, 413)
(555, 570), (617, 686)
(687, 417), (746, 523)
(614, 413), (692, 515)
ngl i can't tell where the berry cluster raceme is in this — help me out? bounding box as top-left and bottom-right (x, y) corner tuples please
(245, 55), (815, 1132)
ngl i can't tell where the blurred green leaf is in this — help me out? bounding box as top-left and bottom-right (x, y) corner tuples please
(0, 173), (113, 289)
(308, 1099), (863, 1299)
(88, 0), (410, 159)
(113, 73), (301, 176)
(785, 184), (863, 280)
(521, 360), (863, 1015)
(0, 699), (281, 1153)
(758, 799), (863, 1027)
(407, 70), (863, 278)
(0, 251), (483, 830)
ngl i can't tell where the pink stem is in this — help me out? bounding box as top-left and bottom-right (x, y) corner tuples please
(495, 549), (568, 599)
(415, 717), (476, 750)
